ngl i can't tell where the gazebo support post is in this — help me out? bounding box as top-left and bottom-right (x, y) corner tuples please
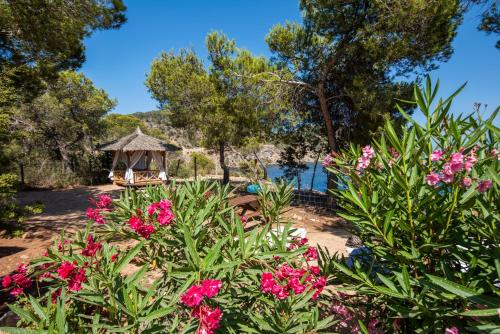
(162, 151), (167, 182)
(126, 152), (131, 184)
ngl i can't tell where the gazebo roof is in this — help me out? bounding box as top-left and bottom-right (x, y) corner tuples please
(99, 127), (180, 152)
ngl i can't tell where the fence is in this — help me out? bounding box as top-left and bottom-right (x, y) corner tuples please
(291, 190), (336, 211)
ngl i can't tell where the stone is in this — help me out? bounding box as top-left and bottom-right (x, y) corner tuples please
(22, 232), (34, 239)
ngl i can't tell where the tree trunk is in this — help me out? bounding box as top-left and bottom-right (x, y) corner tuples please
(253, 151), (268, 179)
(310, 152), (320, 192)
(219, 141), (230, 184)
(317, 82), (336, 152)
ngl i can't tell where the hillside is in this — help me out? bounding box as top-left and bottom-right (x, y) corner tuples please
(131, 110), (284, 167)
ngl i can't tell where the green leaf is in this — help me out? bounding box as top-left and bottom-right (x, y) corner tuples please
(0, 328), (45, 334)
(139, 307), (175, 322)
(113, 241), (144, 275)
(461, 308), (499, 317)
(29, 295), (47, 322)
(7, 304), (38, 323)
(425, 274), (498, 307)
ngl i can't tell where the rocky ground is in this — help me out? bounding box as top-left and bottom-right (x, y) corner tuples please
(0, 184), (350, 276)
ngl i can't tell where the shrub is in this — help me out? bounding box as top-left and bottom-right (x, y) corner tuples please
(189, 152), (216, 176)
(1, 181), (335, 333)
(321, 78), (499, 332)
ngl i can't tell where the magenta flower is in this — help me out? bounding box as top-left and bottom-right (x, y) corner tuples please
(81, 235), (102, 257)
(68, 269), (87, 291)
(304, 247), (318, 261)
(445, 327), (459, 334)
(157, 209), (174, 226)
(128, 216), (156, 238)
(2, 275), (12, 288)
(86, 207), (105, 225)
(430, 150), (444, 162)
(477, 179), (492, 193)
(426, 172), (440, 186)
(450, 152), (464, 163)
(461, 177), (472, 188)
(192, 305), (223, 334)
(57, 261), (76, 280)
(95, 194), (113, 209)
(201, 279), (222, 298)
(181, 285), (204, 307)
(260, 272), (276, 293)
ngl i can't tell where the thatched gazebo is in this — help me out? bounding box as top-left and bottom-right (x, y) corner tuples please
(100, 127), (180, 186)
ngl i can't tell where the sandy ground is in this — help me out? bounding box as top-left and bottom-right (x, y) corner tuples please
(0, 185), (350, 276)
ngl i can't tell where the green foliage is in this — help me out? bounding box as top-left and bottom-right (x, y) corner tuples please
(257, 181), (295, 226)
(189, 152), (216, 176)
(102, 114), (145, 141)
(2, 181), (333, 333)
(322, 79), (499, 331)
(146, 31), (288, 183)
(14, 71), (116, 181)
(0, 0), (126, 107)
(266, 0), (464, 150)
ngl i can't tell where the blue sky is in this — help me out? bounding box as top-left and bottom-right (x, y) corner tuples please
(81, 1), (499, 124)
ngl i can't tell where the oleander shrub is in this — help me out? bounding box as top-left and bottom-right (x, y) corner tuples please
(321, 78), (499, 332)
(1, 181), (335, 333)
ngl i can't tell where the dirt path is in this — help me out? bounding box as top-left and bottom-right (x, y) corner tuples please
(0, 185), (122, 276)
(0, 185), (350, 276)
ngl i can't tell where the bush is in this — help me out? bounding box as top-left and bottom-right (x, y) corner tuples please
(321, 78), (499, 332)
(189, 152), (215, 176)
(1, 181), (334, 333)
(0, 172), (43, 236)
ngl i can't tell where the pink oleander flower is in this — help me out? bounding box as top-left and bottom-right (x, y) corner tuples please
(193, 305), (223, 334)
(57, 261), (76, 280)
(2, 275), (12, 288)
(17, 263), (28, 275)
(309, 265), (320, 275)
(111, 253), (119, 262)
(261, 272), (276, 293)
(430, 150), (444, 162)
(304, 247), (318, 261)
(95, 194), (113, 209)
(159, 199), (172, 211)
(201, 279), (222, 298)
(157, 209), (174, 226)
(368, 318), (379, 334)
(440, 164), (454, 183)
(477, 179), (492, 193)
(362, 145), (375, 159)
(2, 264), (33, 297)
(356, 145), (375, 171)
(491, 148), (499, 159)
(332, 302), (352, 320)
(464, 151), (477, 172)
(271, 283), (289, 299)
(426, 172), (440, 187)
(51, 288), (61, 304)
(128, 216), (142, 230)
(81, 235), (102, 257)
(450, 152), (464, 163)
(445, 327), (459, 334)
(68, 269), (87, 291)
(128, 216), (156, 238)
(10, 287), (23, 296)
(322, 153), (334, 167)
(12, 273), (32, 288)
(288, 277), (305, 294)
(461, 177), (472, 188)
(86, 207), (105, 225)
(181, 285), (204, 307)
